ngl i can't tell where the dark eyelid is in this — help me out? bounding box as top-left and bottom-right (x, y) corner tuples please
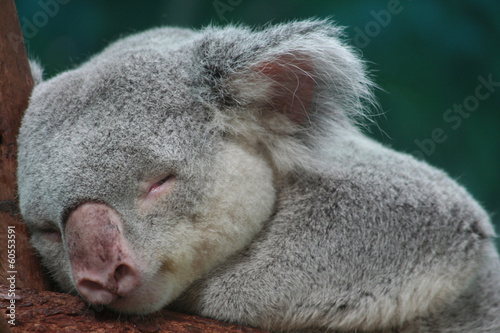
(156, 175), (170, 185)
(157, 175), (172, 185)
(37, 221), (59, 232)
(34, 221), (62, 243)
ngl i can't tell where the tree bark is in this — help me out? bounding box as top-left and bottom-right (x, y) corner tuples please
(0, 284), (268, 333)
(0, 0), (50, 291)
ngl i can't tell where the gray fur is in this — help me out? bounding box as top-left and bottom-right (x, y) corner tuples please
(28, 59), (44, 85)
(17, 19), (500, 332)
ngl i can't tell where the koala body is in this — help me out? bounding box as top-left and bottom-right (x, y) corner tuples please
(17, 20), (500, 332)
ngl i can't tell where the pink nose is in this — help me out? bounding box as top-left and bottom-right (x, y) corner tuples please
(65, 202), (141, 305)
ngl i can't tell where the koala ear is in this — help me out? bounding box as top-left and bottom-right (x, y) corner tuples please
(251, 53), (315, 125)
(29, 60), (44, 85)
(195, 20), (376, 173)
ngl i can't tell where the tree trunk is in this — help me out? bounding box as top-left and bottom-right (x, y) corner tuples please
(0, 0), (49, 291)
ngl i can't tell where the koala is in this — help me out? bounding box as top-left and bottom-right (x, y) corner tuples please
(17, 20), (500, 332)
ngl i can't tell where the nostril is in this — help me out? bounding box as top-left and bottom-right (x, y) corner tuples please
(114, 264), (129, 281)
(76, 263), (140, 305)
(79, 279), (105, 292)
(77, 279), (117, 305)
(114, 263), (141, 296)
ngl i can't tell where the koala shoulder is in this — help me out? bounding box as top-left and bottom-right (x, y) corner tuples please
(322, 132), (494, 240)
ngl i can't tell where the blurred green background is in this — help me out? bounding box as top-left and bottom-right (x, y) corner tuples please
(15, 0), (500, 242)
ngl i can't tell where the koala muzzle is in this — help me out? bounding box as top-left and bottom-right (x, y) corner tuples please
(65, 202), (141, 305)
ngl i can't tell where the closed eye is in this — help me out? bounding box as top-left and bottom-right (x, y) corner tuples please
(38, 223), (62, 243)
(138, 174), (176, 209)
(147, 175), (176, 197)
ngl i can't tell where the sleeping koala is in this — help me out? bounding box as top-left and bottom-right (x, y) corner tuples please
(17, 20), (500, 332)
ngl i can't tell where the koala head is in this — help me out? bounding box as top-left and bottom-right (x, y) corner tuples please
(17, 20), (373, 314)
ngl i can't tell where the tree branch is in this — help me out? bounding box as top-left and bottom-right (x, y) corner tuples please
(0, 284), (268, 332)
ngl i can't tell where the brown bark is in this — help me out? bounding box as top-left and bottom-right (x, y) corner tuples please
(0, 284), (268, 332)
(0, 0), (50, 291)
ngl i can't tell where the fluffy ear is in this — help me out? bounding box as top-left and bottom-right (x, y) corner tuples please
(252, 53), (315, 125)
(29, 59), (44, 85)
(194, 20), (376, 173)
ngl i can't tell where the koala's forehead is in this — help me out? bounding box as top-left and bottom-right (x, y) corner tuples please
(18, 49), (217, 222)
(23, 48), (211, 148)
(28, 50), (196, 125)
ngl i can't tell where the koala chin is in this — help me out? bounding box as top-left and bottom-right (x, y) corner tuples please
(17, 20), (500, 332)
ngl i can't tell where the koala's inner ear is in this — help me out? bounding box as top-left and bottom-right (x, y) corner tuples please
(253, 53), (315, 125)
